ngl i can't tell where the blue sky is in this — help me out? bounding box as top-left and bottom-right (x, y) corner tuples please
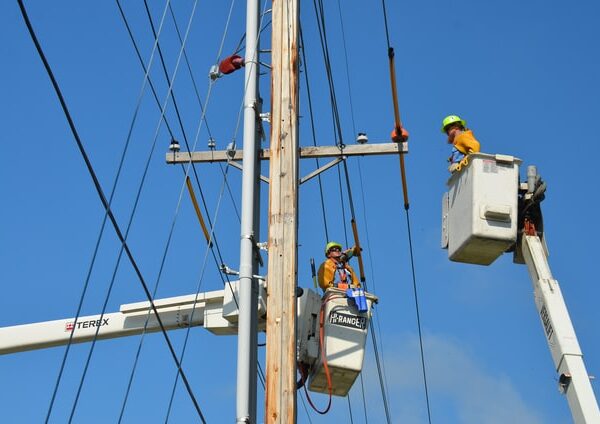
(1, 1), (599, 423)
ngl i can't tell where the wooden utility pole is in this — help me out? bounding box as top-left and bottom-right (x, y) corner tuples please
(265, 0), (299, 422)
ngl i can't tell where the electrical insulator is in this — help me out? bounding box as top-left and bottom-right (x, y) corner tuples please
(169, 138), (180, 152)
(356, 133), (368, 144)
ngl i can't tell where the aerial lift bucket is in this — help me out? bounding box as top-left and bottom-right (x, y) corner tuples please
(307, 288), (378, 396)
(442, 153), (522, 265)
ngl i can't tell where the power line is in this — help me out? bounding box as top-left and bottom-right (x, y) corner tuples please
(405, 210), (432, 424)
(310, 1), (395, 421)
(299, 26), (330, 242)
(15, 1), (207, 421)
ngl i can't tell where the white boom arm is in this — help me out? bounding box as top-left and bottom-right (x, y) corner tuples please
(0, 280), (267, 355)
(521, 234), (600, 423)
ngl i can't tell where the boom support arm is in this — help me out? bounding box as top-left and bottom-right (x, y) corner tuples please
(521, 234), (600, 423)
(0, 280), (267, 355)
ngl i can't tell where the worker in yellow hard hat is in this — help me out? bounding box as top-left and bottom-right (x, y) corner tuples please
(441, 115), (480, 172)
(317, 242), (360, 291)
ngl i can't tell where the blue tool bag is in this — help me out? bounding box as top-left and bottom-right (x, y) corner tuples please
(346, 288), (368, 313)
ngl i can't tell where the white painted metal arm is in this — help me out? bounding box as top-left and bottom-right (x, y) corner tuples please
(0, 280), (267, 355)
(521, 235), (600, 424)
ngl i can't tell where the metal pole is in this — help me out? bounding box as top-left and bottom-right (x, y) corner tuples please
(236, 0), (260, 421)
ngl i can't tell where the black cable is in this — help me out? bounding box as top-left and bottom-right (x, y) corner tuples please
(378, 0), (432, 421)
(166, 2), (241, 222)
(142, 0), (223, 251)
(359, 373), (369, 423)
(16, 2), (206, 421)
(167, 2), (213, 137)
(368, 319), (392, 423)
(299, 26), (329, 242)
(116, 0), (236, 298)
(335, 0), (357, 136)
(380, 0), (392, 50)
(115, 0), (176, 139)
(311, 3), (396, 421)
(346, 394), (355, 424)
(312, 0), (344, 146)
(405, 210), (432, 424)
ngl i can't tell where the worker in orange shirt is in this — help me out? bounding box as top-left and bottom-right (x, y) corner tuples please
(441, 114), (480, 172)
(317, 242), (360, 291)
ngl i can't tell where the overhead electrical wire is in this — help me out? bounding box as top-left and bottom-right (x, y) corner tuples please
(299, 26), (330, 242)
(338, 0), (395, 417)
(46, 0), (175, 416)
(334, 0), (379, 419)
(166, 3), (241, 223)
(160, 1), (274, 418)
(112, 1), (248, 418)
(66, 1), (189, 419)
(379, 0), (433, 423)
(310, 0), (393, 421)
(15, 1), (207, 422)
(67, 2), (214, 421)
(37, 0), (179, 421)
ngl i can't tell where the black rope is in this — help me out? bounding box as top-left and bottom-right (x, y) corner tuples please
(15, 1), (206, 421)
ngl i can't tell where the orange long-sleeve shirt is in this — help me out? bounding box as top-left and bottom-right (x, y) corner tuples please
(317, 258), (360, 290)
(453, 130), (480, 155)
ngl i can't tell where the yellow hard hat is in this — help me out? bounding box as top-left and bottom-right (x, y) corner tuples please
(441, 115), (466, 133)
(325, 241), (342, 256)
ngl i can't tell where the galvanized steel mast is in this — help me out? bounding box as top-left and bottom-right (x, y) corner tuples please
(236, 0), (261, 421)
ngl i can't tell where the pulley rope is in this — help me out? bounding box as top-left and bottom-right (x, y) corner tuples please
(380, 0), (432, 423)
(16, 1), (207, 421)
(310, 1), (393, 421)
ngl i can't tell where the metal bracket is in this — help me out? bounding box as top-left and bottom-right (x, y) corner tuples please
(299, 157), (345, 185)
(227, 161), (269, 183)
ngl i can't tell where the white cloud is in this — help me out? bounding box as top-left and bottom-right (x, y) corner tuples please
(359, 333), (545, 424)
